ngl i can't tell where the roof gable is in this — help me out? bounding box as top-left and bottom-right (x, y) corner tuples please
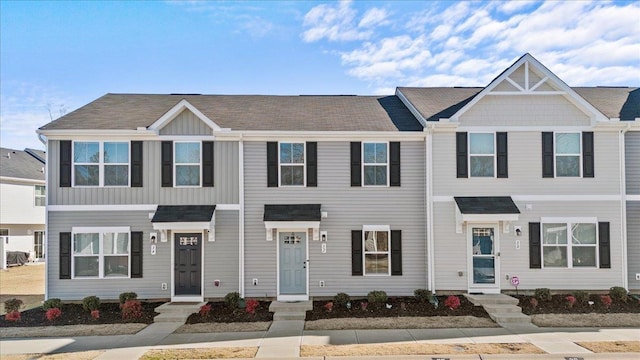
(148, 99), (222, 132)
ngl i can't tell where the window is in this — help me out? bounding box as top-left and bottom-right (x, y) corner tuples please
(363, 226), (390, 275)
(0, 229), (8, 236)
(469, 133), (495, 177)
(34, 231), (44, 258)
(72, 228), (130, 278)
(279, 142), (305, 186)
(363, 142), (388, 186)
(174, 142), (201, 186)
(542, 221), (597, 268)
(555, 133), (581, 177)
(35, 185), (46, 206)
(73, 141), (129, 186)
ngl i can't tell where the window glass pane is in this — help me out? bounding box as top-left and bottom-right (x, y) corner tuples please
(104, 142), (128, 163)
(104, 233), (129, 255)
(470, 156), (494, 177)
(543, 223), (567, 244)
(364, 231), (375, 252)
(35, 197), (46, 206)
(472, 228), (494, 255)
(573, 247), (596, 267)
(104, 256), (129, 277)
(74, 233), (99, 254)
(365, 254), (388, 274)
(543, 246), (567, 267)
(176, 165), (200, 186)
(35, 185), (46, 196)
(375, 166), (387, 185)
(470, 133), (494, 154)
(556, 133), (580, 154)
(291, 143), (304, 164)
(74, 142), (99, 163)
(364, 166), (376, 185)
(280, 143), (292, 163)
(375, 231), (388, 251)
(375, 143), (387, 163)
(175, 143), (200, 163)
(74, 165), (99, 186)
(104, 165), (128, 186)
(74, 256), (99, 277)
(572, 223), (596, 244)
(556, 156), (580, 177)
(0, 229), (8, 236)
(363, 143), (376, 163)
(280, 165), (303, 185)
(473, 257), (495, 284)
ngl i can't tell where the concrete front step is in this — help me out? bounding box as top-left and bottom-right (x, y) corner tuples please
(273, 311), (307, 321)
(490, 312), (532, 324)
(269, 300), (313, 313)
(155, 302), (206, 315)
(465, 294), (519, 306)
(153, 313), (191, 323)
(483, 304), (523, 314)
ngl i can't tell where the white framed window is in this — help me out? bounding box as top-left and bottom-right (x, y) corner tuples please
(0, 228), (8, 236)
(555, 132), (581, 177)
(35, 185), (46, 206)
(73, 141), (130, 187)
(363, 142), (388, 186)
(469, 133), (495, 177)
(72, 227), (130, 278)
(542, 218), (598, 268)
(174, 142), (201, 187)
(279, 142), (305, 186)
(363, 225), (390, 275)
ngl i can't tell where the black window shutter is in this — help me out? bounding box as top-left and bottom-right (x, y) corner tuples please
(60, 140), (72, 187)
(456, 132), (468, 178)
(131, 141), (143, 187)
(496, 132), (508, 178)
(161, 141), (173, 187)
(582, 132), (594, 178)
(598, 222), (610, 269)
(306, 142), (317, 187)
(391, 230), (402, 275)
(202, 141), (214, 187)
(131, 231), (143, 278)
(351, 230), (363, 276)
(390, 142), (401, 186)
(59, 232), (71, 279)
(529, 222), (541, 269)
(350, 142), (361, 187)
(267, 142), (278, 187)
(542, 132), (554, 178)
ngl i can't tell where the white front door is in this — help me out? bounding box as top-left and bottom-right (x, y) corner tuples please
(277, 230), (308, 301)
(468, 224), (500, 294)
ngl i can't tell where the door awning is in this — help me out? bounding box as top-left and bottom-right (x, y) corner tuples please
(454, 197), (520, 233)
(151, 205), (216, 231)
(263, 204), (322, 237)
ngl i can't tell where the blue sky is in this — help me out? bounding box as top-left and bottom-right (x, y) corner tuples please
(1, 0), (639, 151)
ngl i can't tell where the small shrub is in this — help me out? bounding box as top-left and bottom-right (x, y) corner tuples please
(91, 310), (100, 320)
(43, 298), (62, 310)
(444, 295), (461, 310)
(529, 297), (538, 309)
(400, 302), (407, 311)
(367, 290), (388, 304)
(245, 299), (259, 315)
(334, 292), (351, 308)
(224, 292), (241, 308)
(82, 296), (100, 312)
(573, 291), (589, 304)
(414, 289), (430, 302)
(600, 295), (612, 308)
(121, 300), (143, 320)
(609, 286), (628, 303)
(119, 292), (138, 305)
(5, 311), (21, 322)
(46, 308), (62, 321)
(360, 302), (368, 311)
(566, 295), (577, 308)
(199, 304), (212, 317)
(4, 298), (23, 313)
(324, 302), (334, 312)
(534, 288), (552, 302)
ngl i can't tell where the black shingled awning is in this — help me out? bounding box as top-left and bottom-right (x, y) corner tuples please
(454, 197), (520, 214)
(152, 205), (216, 222)
(263, 204), (321, 221)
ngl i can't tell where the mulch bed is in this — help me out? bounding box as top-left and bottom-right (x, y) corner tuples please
(186, 301), (273, 324)
(0, 302), (162, 327)
(306, 296), (489, 321)
(516, 294), (640, 315)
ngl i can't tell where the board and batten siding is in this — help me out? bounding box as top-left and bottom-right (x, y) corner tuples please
(243, 141), (426, 297)
(48, 140), (239, 205)
(432, 131), (621, 196)
(626, 131), (640, 195)
(159, 110), (213, 136)
(47, 210), (239, 300)
(432, 200), (624, 291)
(627, 202), (640, 290)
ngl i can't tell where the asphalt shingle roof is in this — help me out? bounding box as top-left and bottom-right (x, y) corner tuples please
(454, 196), (521, 214)
(263, 204), (322, 222)
(0, 148), (46, 181)
(151, 205), (216, 223)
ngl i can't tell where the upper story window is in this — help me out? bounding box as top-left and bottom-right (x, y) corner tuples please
(73, 141), (129, 187)
(174, 142), (201, 187)
(363, 226), (390, 275)
(469, 133), (495, 177)
(555, 133), (581, 177)
(0, 229), (8, 236)
(542, 221), (597, 268)
(35, 185), (46, 206)
(363, 142), (388, 186)
(279, 142), (305, 186)
(72, 227), (130, 278)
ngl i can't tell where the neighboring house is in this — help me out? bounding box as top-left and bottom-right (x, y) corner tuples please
(37, 53), (640, 302)
(0, 147), (46, 260)
(626, 125), (640, 290)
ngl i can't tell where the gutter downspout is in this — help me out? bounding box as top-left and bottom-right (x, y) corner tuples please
(39, 132), (49, 300)
(425, 125), (435, 293)
(239, 136), (245, 298)
(620, 124), (631, 290)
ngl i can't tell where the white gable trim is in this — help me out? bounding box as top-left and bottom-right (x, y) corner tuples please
(449, 54), (609, 124)
(148, 99), (222, 132)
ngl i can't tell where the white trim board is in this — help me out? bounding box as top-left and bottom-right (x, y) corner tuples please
(148, 99), (222, 132)
(626, 195), (640, 201)
(48, 204), (240, 211)
(433, 195), (623, 202)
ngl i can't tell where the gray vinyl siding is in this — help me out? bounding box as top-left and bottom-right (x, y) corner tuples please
(433, 200), (624, 291)
(626, 131), (640, 195)
(47, 210), (239, 301)
(160, 110), (213, 135)
(627, 201), (640, 290)
(243, 141), (426, 298)
(433, 131), (621, 196)
(48, 140), (239, 205)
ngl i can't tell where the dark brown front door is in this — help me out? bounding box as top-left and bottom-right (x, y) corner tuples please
(174, 233), (202, 296)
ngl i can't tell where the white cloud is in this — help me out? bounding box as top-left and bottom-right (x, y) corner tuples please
(302, 1), (389, 42)
(358, 8), (389, 28)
